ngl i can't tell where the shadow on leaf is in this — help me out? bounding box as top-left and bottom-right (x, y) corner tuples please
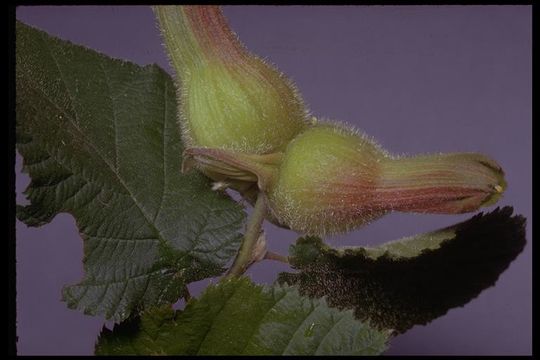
(278, 206), (526, 334)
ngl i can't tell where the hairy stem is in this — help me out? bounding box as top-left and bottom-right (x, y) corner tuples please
(264, 251), (289, 264)
(225, 193), (267, 278)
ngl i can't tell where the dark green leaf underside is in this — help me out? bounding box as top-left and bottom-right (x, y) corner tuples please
(16, 21), (246, 321)
(279, 207), (526, 333)
(95, 277), (389, 355)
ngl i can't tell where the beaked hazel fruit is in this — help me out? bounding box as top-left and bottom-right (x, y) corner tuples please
(266, 123), (507, 236)
(154, 6), (508, 237)
(154, 6), (309, 155)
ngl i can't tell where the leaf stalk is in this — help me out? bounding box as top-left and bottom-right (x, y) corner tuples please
(225, 192), (267, 277)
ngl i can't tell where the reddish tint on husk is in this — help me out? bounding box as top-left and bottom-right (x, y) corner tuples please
(267, 124), (506, 236)
(154, 6), (308, 154)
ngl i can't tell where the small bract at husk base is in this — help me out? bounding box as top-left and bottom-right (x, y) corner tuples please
(266, 123), (507, 236)
(154, 6), (309, 156)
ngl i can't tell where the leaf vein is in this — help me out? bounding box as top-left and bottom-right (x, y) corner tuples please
(21, 73), (168, 248)
(282, 302), (319, 354)
(313, 313), (348, 355)
(195, 283), (244, 355)
(153, 79), (168, 222)
(98, 60), (120, 173)
(240, 289), (289, 354)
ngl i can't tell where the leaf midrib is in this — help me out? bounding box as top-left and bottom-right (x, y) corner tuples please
(22, 34), (170, 248)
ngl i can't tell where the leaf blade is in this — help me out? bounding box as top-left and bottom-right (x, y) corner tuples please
(16, 21), (246, 321)
(95, 277), (389, 355)
(278, 207), (526, 333)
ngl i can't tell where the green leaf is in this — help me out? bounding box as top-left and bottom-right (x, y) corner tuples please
(95, 277), (390, 355)
(15, 21), (246, 321)
(278, 207), (526, 334)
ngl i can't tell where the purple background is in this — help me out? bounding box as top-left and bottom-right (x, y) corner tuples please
(15, 5), (531, 356)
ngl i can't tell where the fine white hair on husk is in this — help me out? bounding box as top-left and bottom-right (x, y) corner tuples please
(289, 117), (392, 159)
(159, 5), (311, 155)
(175, 50), (311, 154)
(265, 118), (394, 236)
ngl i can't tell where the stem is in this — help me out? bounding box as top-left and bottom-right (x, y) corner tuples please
(225, 192), (267, 278)
(182, 286), (192, 302)
(264, 251), (289, 264)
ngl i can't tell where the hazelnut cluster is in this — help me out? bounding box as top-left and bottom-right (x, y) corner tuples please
(155, 6), (506, 236)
